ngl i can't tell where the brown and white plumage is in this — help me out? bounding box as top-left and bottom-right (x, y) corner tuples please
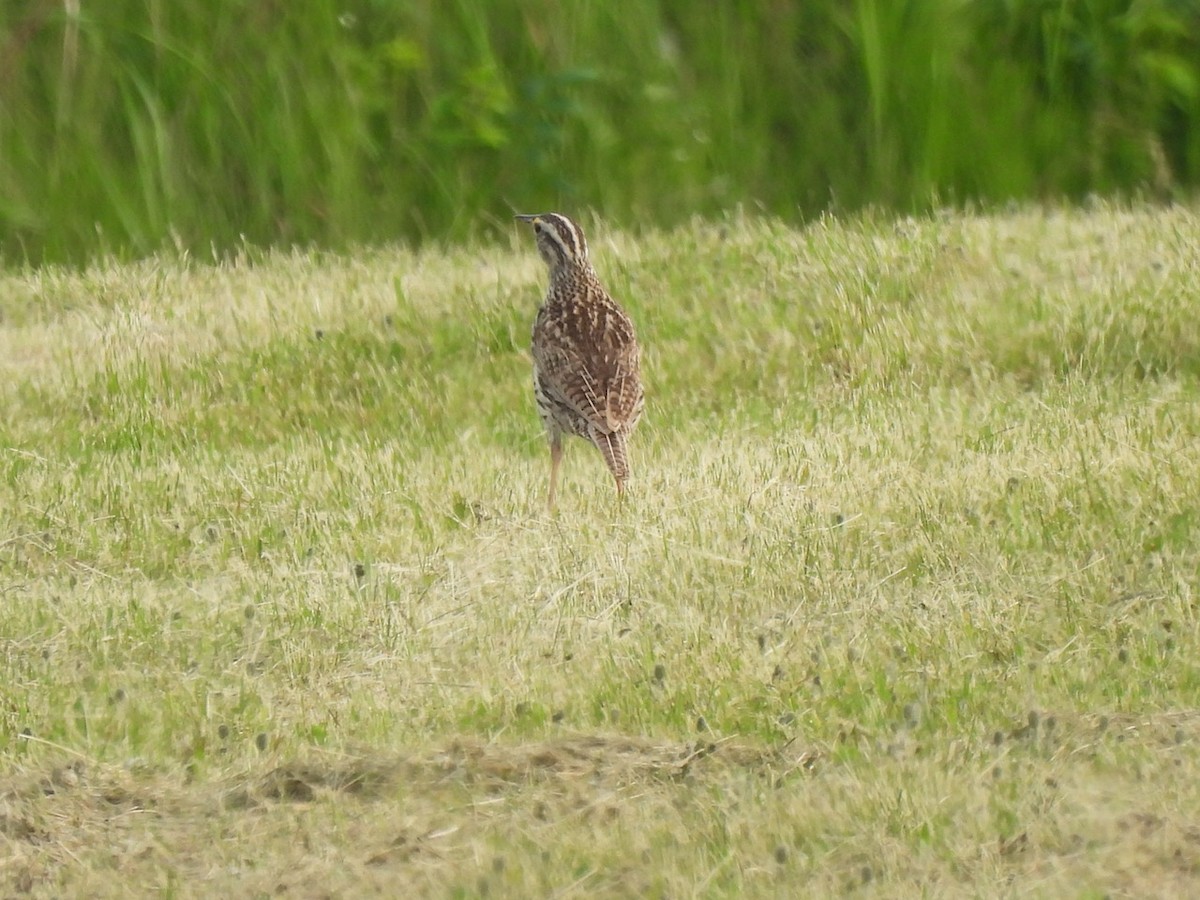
(515, 212), (644, 509)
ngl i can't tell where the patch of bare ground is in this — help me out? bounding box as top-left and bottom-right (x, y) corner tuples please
(0, 734), (812, 896)
(3, 722), (1199, 896)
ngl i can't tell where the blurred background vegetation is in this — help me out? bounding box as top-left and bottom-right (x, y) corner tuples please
(2, 0), (1199, 265)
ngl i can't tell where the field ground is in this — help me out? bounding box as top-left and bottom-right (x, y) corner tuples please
(3, 204), (1200, 897)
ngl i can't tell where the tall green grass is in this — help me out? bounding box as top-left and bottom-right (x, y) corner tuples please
(2, 1), (1199, 265)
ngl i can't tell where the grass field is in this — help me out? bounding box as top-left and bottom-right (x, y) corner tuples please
(3, 204), (1200, 896)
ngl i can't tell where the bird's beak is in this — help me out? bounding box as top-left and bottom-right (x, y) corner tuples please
(513, 214), (540, 225)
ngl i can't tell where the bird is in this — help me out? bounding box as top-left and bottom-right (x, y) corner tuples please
(514, 212), (644, 510)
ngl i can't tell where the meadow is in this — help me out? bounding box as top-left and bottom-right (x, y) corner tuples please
(2, 203), (1200, 896)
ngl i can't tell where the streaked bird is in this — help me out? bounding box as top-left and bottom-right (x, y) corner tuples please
(514, 212), (644, 510)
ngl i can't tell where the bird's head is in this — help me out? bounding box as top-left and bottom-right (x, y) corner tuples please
(514, 212), (589, 272)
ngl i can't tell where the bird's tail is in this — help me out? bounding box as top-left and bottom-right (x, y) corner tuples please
(592, 429), (631, 492)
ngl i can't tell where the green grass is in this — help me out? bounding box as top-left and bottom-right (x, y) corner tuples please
(3, 204), (1200, 896)
(2, 1), (1199, 264)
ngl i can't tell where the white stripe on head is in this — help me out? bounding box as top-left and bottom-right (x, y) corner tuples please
(540, 213), (588, 265)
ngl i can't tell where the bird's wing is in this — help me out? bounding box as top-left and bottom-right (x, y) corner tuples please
(533, 295), (642, 434)
(602, 340), (643, 432)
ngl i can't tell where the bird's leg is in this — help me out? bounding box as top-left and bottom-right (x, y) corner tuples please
(548, 433), (562, 512)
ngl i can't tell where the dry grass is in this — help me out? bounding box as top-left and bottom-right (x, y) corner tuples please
(3, 204), (1200, 896)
